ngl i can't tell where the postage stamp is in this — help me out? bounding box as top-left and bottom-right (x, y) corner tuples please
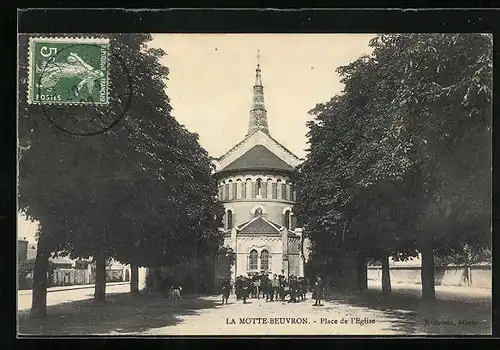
(28, 37), (110, 105)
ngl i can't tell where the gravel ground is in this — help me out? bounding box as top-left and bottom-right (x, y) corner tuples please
(18, 283), (491, 336)
(138, 294), (403, 336)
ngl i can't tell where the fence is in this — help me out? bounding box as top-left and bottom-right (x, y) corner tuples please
(55, 268), (128, 286)
(52, 268), (91, 286)
(367, 265), (491, 289)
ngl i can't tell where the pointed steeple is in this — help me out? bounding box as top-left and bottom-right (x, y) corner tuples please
(247, 51), (270, 136)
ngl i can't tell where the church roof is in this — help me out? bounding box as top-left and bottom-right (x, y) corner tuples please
(212, 55), (303, 174)
(221, 144), (294, 172)
(237, 216), (283, 234)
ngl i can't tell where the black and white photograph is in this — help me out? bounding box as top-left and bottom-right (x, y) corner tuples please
(17, 20), (492, 336)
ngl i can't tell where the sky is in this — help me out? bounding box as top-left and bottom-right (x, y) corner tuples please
(149, 34), (375, 158)
(18, 34), (375, 243)
(18, 212), (39, 244)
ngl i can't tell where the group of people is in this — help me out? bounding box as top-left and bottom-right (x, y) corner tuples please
(220, 270), (324, 306)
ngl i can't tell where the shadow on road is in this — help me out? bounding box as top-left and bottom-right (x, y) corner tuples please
(18, 292), (219, 336)
(324, 288), (491, 335)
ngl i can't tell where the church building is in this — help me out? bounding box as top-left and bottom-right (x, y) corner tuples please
(213, 58), (309, 284)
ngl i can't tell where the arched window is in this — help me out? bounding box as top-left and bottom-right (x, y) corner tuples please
(227, 210), (233, 229)
(245, 178), (252, 199)
(249, 250), (258, 270)
(290, 213), (296, 231)
(272, 181), (278, 199)
(260, 250), (270, 271)
(266, 178), (273, 198)
(256, 178), (262, 197)
(236, 179), (242, 198)
(284, 210), (291, 229)
(228, 180), (233, 200)
(218, 185), (223, 200)
(224, 183), (229, 201)
(241, 181), (247, 199)
(232, 182), (237, 200)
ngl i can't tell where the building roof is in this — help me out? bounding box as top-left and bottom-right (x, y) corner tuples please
(237, 216), (283, 234)
(221, 145), (294, 173)
(215, 130), (302, 163)
(213, 58), (303, 174)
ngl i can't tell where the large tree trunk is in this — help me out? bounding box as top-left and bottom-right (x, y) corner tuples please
(94, 252), (106, 303)
(30, 241), (50, 318)
(146, 267), (160, 292)
(381, 253), (392, 296)
(356, 251), (367, 290)
(130, 264), (139, 294)
(191, 260), (200, 293)
(420, 242), (436, 301)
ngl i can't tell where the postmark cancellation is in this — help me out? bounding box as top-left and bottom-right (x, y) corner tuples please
(28, 37), (110, 105)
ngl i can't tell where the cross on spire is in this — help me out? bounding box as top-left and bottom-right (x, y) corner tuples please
(247, 51), (269, 136)
(254, 50), (262, 86)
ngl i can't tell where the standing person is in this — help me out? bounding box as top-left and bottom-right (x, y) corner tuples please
(313, 275), (324, 306)
(221, 279), (231, 305)
(235, 276), (241, 300)
(278, 270), (285, 301)
(279, 273), (288, 301)
(249, 274), (256, 298)
(299, 277), (307, 301)
(241, 276), (250, 304)
(288, 275), (298, 303)
(271, 274), (279, 301)
(253, 276), (261, 300)
(296, 277), (302, 301)
(278, 274), (284, 301)
(260, 271), (271, 301)
(263, 274), (272, 301)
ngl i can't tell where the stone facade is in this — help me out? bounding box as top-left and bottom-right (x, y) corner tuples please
(220, 214), (305, 282)
(213, 59), (307, 285)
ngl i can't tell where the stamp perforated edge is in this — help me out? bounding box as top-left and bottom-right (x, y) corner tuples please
(27, 36), (111, 105)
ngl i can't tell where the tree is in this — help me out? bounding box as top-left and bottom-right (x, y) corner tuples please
(367, 34), (492, 300)
(295, 33), (492, 301)
(18, 33), (223, 316)
(295, 55), (419, 292)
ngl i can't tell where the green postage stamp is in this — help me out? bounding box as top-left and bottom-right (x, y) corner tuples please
(28, 37), (110, 105)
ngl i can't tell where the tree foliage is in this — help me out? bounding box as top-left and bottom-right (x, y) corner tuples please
(18, 34), (224, 311)
(295, 34), (492, 286)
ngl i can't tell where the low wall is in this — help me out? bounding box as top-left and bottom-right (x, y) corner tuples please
(18, 267), (131, 290)
(367, 265), (491, 289)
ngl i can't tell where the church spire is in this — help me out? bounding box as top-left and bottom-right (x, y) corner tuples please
(247, 51), (270, 136)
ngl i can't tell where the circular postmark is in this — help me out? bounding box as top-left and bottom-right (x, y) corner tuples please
(37, 42), (132, 136)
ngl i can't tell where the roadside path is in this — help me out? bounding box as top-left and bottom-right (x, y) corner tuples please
(17, 282), (130, 311)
